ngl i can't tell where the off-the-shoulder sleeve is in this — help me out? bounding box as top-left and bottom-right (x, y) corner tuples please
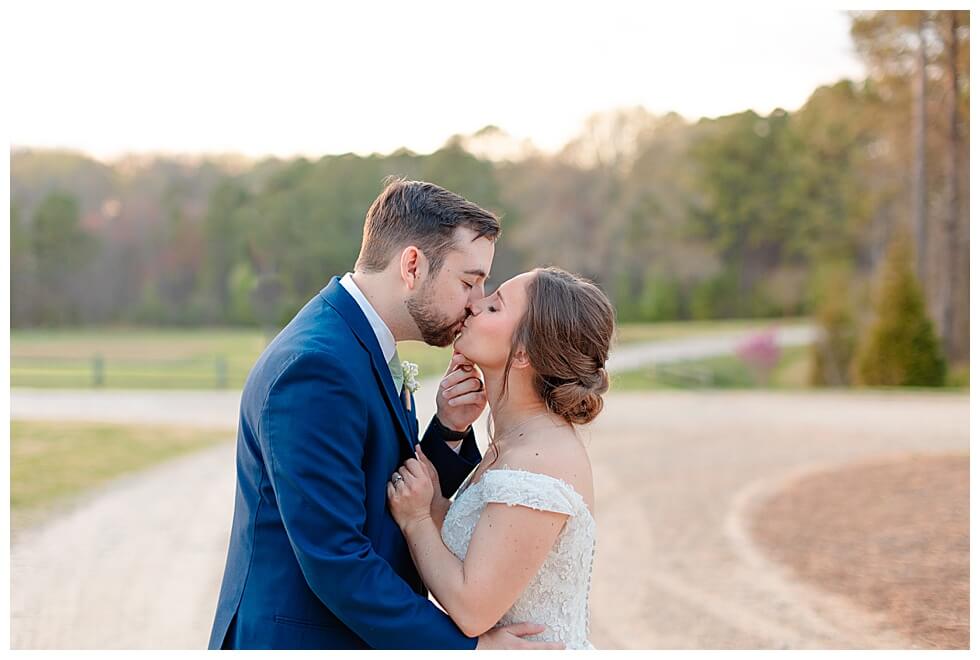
(479, 469), (577, 516)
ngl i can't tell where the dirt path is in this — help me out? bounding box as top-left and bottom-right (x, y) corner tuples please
(585, 391), (968, 649)
(10, 383), (968, 648)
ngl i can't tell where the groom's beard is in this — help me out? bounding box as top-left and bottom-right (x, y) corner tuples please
(406, 283), (465, 347)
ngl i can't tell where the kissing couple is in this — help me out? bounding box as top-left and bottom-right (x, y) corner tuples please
(210, 177), (613, 650)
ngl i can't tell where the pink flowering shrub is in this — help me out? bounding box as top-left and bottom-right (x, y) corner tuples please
(735, 329), (780, 384)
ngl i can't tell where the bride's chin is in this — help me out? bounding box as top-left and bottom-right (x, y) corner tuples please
(452, 338), (473, 361)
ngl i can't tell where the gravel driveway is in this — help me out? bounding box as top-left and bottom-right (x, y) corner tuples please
(11, 385), (967, 649)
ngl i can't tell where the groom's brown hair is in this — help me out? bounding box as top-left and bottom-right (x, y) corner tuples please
(356, 177), (501, 274)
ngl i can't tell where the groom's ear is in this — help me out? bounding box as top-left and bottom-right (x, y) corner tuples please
(399, 245), (427, 290)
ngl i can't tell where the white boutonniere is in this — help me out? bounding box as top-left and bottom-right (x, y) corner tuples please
(401, 360), (419, 412)
(401, 361), (420, 394)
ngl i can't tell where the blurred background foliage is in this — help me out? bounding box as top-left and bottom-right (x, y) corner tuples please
(10, 10), (969, 387)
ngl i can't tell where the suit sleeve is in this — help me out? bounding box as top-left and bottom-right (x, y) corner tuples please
(261, 351), (477, 650)
(420, 416), (482, 499)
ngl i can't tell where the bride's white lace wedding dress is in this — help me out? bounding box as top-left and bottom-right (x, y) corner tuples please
(441, 467), (597, 649)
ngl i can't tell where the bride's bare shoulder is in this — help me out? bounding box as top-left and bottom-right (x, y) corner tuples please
(501, 427), (594, 503)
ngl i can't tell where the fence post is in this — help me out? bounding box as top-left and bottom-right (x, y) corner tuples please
(92, 354), (105, 388)
(216, 355), (228, 389)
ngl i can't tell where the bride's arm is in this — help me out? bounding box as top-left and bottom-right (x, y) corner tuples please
(398, 502), (567, 637)
(430, 494), (451, 530)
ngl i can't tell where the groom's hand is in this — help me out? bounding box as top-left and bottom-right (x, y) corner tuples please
(436, 351), (487, 433)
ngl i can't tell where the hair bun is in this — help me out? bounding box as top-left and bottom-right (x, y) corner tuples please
(546, 369), (608, 425)
(508, 267), (615, 427)
(587, 367), (609, 393)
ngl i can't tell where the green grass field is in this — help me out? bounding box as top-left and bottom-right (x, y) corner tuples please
(10, 327), (457, 389)
(612, 344), (969, 392)
(11, 319), (800, 389)
(611, 344), (813, 391)
(10, 421), (230, 532)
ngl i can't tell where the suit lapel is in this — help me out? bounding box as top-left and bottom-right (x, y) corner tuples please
(319, 277), (415, 453)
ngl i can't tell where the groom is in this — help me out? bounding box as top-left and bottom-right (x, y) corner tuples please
(209, 178), (554, 650)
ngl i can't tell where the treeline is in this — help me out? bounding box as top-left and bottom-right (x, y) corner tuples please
(10, 11), (969, 367)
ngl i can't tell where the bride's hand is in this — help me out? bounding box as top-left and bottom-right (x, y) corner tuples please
(387, 455), (435, 531)
(415, 444), (453, 524)
(414, 443), (443, 500)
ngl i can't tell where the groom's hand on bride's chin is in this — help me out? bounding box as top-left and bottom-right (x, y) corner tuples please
(436, 352), (487, 433)
(476, 623), (565, 650)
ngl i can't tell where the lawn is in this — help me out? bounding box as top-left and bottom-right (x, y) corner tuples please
(611, 345), (813, 391)
(11, 319), (798, 389)
(612, 344), (969, 392)
(10, 327), (455, 389)
(10, 421), (230, 531)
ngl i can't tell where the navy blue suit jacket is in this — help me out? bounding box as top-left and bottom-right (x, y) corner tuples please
(208, 277), (482, 649)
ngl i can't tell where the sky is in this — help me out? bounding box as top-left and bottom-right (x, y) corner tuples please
(8, 1), (868, 161)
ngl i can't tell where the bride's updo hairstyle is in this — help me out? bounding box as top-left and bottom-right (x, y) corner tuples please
(504, 267), (615, 425)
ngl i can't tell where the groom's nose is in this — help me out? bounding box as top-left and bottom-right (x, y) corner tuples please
(466, 286), (485, 310)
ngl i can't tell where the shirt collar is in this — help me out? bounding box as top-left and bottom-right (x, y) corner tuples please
(339, 272), (397, 363)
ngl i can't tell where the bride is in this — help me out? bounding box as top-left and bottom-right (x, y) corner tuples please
(387, 266), (614, 650)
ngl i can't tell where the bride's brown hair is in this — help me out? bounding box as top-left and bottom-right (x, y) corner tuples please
(485, 267), (615, 463)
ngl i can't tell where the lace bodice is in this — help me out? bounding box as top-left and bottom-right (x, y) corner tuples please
(440, 467), (596, 649)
